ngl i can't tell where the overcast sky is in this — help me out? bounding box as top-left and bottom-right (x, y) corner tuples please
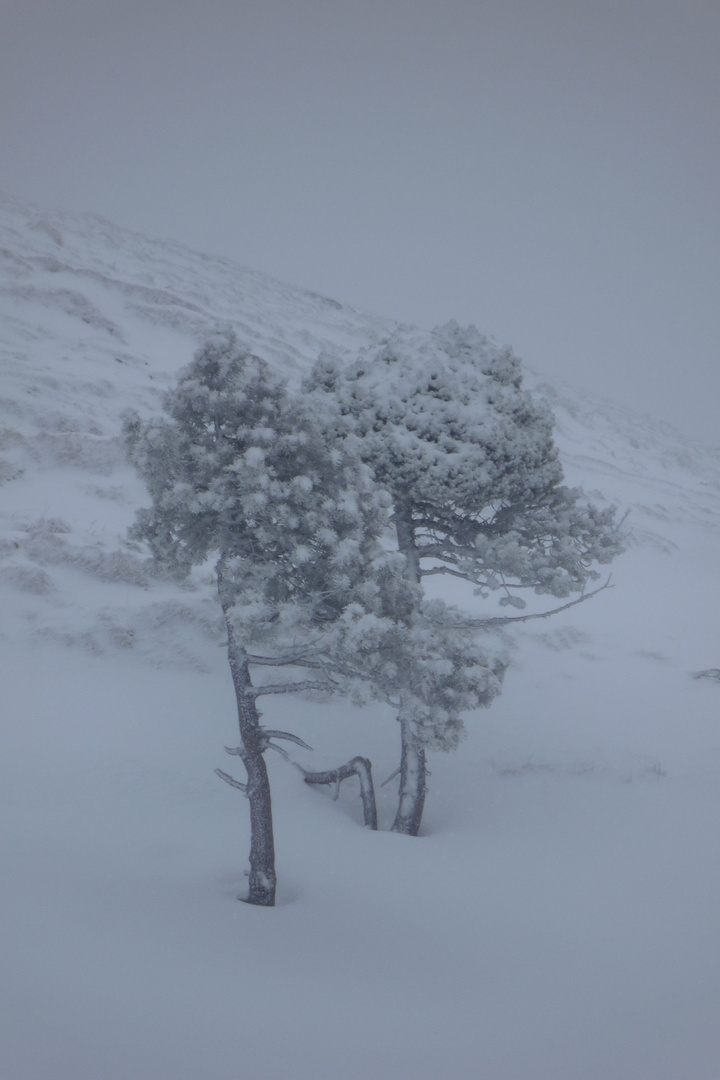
(2, 0), (718, 443)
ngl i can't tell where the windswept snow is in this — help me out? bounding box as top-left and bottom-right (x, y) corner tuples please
(2, 196), (720, 1079)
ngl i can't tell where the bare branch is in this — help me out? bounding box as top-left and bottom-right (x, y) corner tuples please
(245, 652), (326, 668)
(447, 577), (614, 629)
(249, 679), (337, 699)
(301, 756), (378, 829)
(262, 729), (313, 751)
(380, 766), (401, 787)
(224, 745), (246, 757)
(214, 768), (248, 793)
(420, 563), (593, 591)
(264, 742), (291, 761)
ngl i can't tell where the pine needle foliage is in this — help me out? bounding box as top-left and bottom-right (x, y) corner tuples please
(124, 331), (405, 901)
(306, 322), (625, 833)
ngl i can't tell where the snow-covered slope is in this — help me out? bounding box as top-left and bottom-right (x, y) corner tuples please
(2, 196), (720, 1080)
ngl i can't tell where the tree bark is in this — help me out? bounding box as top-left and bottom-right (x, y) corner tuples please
(391, 714), (427, 836)
(394, 504), (421, 584)
(392, 505), (427, 835)
(224, 613), (276, 906)
(302, 756), (378, 829)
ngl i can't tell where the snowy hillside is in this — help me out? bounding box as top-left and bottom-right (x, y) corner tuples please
(2, 195), (720, 1079)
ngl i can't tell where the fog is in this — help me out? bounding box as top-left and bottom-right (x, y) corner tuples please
(2, 0), (718, 443)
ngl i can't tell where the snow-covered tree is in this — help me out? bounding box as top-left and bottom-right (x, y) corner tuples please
(306, 322), (625, 835)
(326, 593), (508, 834)
(124, 331), (402, 904)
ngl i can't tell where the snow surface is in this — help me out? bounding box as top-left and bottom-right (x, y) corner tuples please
(2, 195), (720, 1079)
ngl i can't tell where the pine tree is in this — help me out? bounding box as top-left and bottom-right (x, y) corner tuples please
(124, 331), (400, 903)
(306, 322), (624, 834)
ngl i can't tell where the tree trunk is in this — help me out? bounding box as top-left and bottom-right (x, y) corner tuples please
(302, 756), (378, 829)
(392, 505), (427, 835)
(391, 714), (427, 836)
(394, 504), (421, 584)
(224, 613), (276, 907)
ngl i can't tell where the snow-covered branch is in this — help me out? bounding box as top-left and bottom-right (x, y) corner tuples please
(249, 679), (338, 699)
(452, 578), (614, 628)
(301, 756), (378, 829)
(420, 564), (492, 584)
(244, 650), (325, 668)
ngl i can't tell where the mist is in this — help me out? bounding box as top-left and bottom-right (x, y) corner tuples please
(2, 0), (718, 442)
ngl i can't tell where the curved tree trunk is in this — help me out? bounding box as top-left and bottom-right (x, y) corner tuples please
(224, 613), (276, 907)
(302, 756), (378, 829)
(391, 714), (427, 836)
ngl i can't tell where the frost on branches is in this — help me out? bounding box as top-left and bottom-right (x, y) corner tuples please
(124, 331), (408, 903)
(307, 321), (625, 835)
(125, 323), (624, 881)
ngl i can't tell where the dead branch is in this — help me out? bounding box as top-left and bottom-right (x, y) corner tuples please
(301, 756), (378, 830)
(249, 679), (337, 699)
(264, 742), (291, 761)
(214, 768), (248, 794)
(261, 729), (314, 751)
(380, 766), (401, 787)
